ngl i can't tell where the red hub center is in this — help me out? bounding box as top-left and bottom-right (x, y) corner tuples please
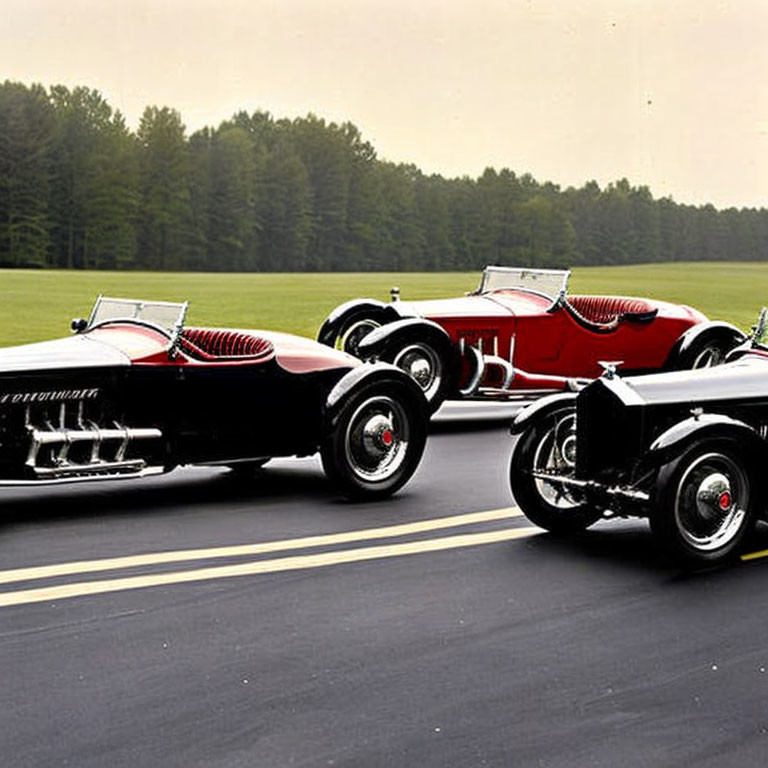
(718, 491), (732, 510)
(381, 429), (393, 446)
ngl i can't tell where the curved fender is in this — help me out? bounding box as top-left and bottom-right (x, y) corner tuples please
(648, 413), (766, 467)
(324, 362), (426, 427)
(357, 317), (461, 394)
(664, 321), (747, 370)
(510, 392), (578, 435)
(317, 299), (402, 347)
(357, 317), (452, 356)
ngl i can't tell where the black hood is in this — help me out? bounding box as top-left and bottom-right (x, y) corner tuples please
(0, 335), (130, 375)
(602, 354), (768, 407)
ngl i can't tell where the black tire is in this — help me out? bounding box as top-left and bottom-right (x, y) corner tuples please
(381, 340), (450, 415)
(510, 407), (602, 532)
(650, 438), (757, 567)
(320, 381), (427, 500)
(678, 332), (741, 370)
(338, 314), (385, 357)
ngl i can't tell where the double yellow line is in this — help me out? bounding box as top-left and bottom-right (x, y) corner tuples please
(0, 507), (539, 608)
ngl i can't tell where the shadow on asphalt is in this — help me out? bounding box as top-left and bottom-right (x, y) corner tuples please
(0, 416), (515, 526)
(0, 464), (339, 525)
(516, 520), (768, 578)
(428, 418), (512, 435)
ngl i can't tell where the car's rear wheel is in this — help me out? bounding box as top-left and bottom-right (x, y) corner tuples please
(321, 382), (427, 500)
(688, 339), (730, 369)
(510, 406), (602, 532)
(650, 438), (757, 567)
(677, 330), (744, 370)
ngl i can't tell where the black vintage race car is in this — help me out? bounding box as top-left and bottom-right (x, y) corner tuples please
(509, 308), (768, 567)
(0, 297), (429, 500)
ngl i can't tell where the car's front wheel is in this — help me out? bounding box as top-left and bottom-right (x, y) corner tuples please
(339, 315), (382, 357)
(650, 438), (757, 567)
(321, 382), (427, 500)
(383, 341), (448, 413)
(510, 406), (602, 532)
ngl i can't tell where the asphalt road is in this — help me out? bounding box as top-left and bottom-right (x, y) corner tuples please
(3, 402), (768, 768)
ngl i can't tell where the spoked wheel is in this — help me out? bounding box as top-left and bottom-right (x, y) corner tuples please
(386, 342), (447, 414)
(510, 407), (601, 532)
(650, 439), (757, 567)
(321, 383), (427, 499)
(339, 317), (381, 357)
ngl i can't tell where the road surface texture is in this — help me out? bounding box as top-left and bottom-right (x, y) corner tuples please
(3, 402), (768, 767)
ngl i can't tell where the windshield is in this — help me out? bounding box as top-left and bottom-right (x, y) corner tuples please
(753, 307), (768, 349)
(88, 296), (188, 335)
(478, 267), (569, 303)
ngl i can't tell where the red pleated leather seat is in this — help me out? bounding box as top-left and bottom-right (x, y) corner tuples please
(180, 328), (274, 361)
(567, 296), (657, 325)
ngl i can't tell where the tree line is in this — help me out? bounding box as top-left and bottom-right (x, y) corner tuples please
(1, 80), (766, 272)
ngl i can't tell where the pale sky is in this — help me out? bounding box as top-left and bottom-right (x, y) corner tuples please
(4, 0), (768, 209)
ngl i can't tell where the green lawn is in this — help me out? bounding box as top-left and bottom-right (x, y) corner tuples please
(0, 263), (766, 348)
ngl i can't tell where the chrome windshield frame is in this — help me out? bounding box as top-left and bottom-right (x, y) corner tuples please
(87, 296), (188, 336)
(477, 266), (570, 308)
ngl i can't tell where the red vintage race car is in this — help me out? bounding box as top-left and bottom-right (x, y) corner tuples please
(0, 297), (428, 500)
(318, 267), (746, 412)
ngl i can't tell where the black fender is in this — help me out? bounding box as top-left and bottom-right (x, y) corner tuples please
(356, 317), (461, 395)
(323, 362), (427, 429)
(647, 413), (768, 468)
(317, 299), (403, 347)
(664, 321), (747, 370)
(510, 392), (578, 435)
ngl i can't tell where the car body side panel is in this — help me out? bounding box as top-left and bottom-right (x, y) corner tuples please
(513, 308), (700, 378)
(125, 361), (347, 464)
(395, 290), (703, 381)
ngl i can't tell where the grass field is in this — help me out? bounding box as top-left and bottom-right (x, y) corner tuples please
(0, 262), (766, 347)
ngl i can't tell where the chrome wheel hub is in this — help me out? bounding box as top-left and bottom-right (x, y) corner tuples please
(408, 357), (432, 388)
(695, 472), (732, 522)
(361, 413), (396, 459)
(393, 344), (442, 402)
(344, 396), (409, 482)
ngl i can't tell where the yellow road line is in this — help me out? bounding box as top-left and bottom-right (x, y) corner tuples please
(0, 526), (539, 608)
(741, 549), (768, 562)
(0, 507), (523, 586)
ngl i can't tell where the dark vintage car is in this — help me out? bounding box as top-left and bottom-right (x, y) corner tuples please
(509, 308), (768, 567)
(318, 266), (746, 413)
(0, 297), (429, 500)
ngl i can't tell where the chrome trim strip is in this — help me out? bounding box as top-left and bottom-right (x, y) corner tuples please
(33, 459), (147, 479)
(0, 466), (165, 486)
(483, 355), (514, 389)
(459, 345), (484, 397)
(529, 471), (651, 502)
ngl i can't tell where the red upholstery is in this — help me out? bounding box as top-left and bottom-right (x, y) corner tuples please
(180, 328), (274, 361)
(567, 296), (657, 325)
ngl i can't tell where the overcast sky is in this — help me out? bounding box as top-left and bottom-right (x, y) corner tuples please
(4, 0), (768, 209)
